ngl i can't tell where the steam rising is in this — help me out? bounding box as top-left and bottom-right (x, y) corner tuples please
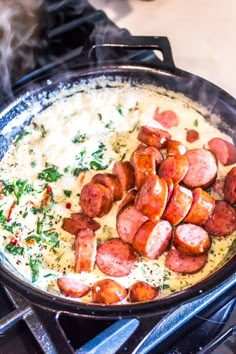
(0, 0), (45, 99)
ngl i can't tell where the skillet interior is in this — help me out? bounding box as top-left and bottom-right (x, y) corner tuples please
(0, 65), (235, 318)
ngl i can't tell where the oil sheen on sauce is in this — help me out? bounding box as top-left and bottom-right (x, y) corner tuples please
(0, 80), (235, 303)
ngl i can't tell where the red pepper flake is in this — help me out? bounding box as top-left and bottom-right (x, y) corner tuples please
(16, 259), (21, 265)
(66, 202), (72, 209)
(7, 203), (16, 222)
(9, 238), (18, 246)
(134, 106), (139, 111)
(186, 129), (199, 143)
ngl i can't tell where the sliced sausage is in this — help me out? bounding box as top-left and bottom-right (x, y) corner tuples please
(203, 200), (236, 236)
(62, 216), (100, 235)
(183, 187), (215, 225)
(224, 166), (236, 204)
(208, 137), (236, 165)
(211, 179), (225, 199)
(132, 152), (156, 189)
(57, 277), (91, 298)
(112, 161), (135, 192)
(153, 107), (179, 128)
(165, 247), (208, 274)
(130, 145), (163, 166)
(92, 279), (127, 304)
(116, 205), (148, 244)
(174, 223), (211, 256)
(135, 175), (168, 221)
(75, 229), (97, 272)
(96, 238), (137, 277)
(163, 177), (174, 204)
(79, 182), (113, 218)
(162, 184), (193, 225)
(186, 129), (199, 143)
(158, 155), (189, 184)
(133, 220), (172, 259)
(137, 125), (171, 148)
(91, 173), (123, 201)
(129, 281), (160, 303)
(117, 189), (137, 214)
(167, 139), (187, 156)
(183, 148), (217, 188)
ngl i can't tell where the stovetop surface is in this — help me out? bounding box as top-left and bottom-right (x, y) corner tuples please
(0, 1), (235, 353)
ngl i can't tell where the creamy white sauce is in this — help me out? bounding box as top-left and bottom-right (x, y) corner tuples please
(0, 80), (235, 302)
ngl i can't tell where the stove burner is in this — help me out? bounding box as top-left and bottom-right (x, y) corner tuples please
(0, 1), (235, 353)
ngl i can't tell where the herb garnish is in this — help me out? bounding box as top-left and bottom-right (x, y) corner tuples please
(72, 133), (87, 144)
(63, 190), (72, 198)
(15, 131), (31, 144)
(1, 179), (33, 204)
(29, 256), (40, 282)
(38, 165), (63, 183)
(5, 244), (24, 256)
(193, 119), (199, 127)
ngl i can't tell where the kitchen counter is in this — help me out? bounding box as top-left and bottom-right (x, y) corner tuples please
(89, 0), (236, 98)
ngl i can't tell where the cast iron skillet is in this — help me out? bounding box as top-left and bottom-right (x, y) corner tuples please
(0, 36), (235, 319)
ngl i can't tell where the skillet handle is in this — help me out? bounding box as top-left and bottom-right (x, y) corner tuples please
(86, 36), (175, 68)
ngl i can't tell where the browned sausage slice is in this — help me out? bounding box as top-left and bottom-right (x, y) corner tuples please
(135, 175), (168, 221)
(167, 140), (187, 156)
(224, 166), (236, 204)
(57, 277), (91, 298)
(133, 220), (172, 259)
(117, 189), (137, 214)
(158, 155), (189, 184)
(62, 217), (100, 235)
(91, 173), (123, 201)
(130, 145), (163, 166)
(79, 182), (113, 218)
(208, 137), (236, 165)
(174, 223), (211, 256)
(153, 107), (179, 128)
(183, 148), (217, 188)
(112, 161), (135, 192)
(75, 229), (97, 272)
(211, 179), (225, 199)
(183, 187), (215, 225)
(132, 152), (156, 189)
(162, 184), (193, 225)
(165, 247), (208, 274)
(96, 239), (137, 277)
(116, 205), (148, 243)
(163, 177), (174, 204)
(92, 279), (128, 304)
(203, 200), (236, 236)
(62, 213), (100, 235)
(129, 281), (160, 303)
(137, 125), (171, 148)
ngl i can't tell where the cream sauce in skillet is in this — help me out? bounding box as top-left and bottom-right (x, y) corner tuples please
(0, 80), (235, 302)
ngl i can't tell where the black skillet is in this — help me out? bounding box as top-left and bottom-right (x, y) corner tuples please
(0, 37), (235, 324)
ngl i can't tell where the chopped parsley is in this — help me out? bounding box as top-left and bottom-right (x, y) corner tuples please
(29, 256), (40, 282)
(0, 210), (21, 233)
(15, 131), (31, 144)
(193, 119), (199, 127)
(117, 105), (124, 116)
(5, 244), (24, 256)
(63, 190), (72, 198)
(72, 133), (87, 144)
(1, 179), (33, 204)
(38, 165), (63, 183)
